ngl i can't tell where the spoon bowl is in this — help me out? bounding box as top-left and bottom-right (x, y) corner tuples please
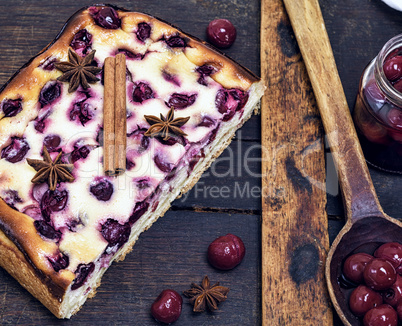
(283, 0), (402, 325)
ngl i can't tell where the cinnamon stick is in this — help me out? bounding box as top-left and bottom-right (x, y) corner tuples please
(114, 53), (127, 175)
(103, 56), (115, 176)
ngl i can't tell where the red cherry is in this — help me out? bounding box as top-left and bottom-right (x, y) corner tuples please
(349, 285), (383, 316)
(151, 289), (182, 324)
(363, 304), (398, 326)
(396, 299), (402, 320)
(363, 258), (397, 291)
(374, 242), (402, 269)
(343, 253), (373, 284)
(383, 55), (402, 82)
(207, 233), (245, 270)
(206, 19), (236, 49)
(383, 274), (402, 307)
(387, 108), (402, 130)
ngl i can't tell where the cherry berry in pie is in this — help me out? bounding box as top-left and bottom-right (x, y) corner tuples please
(0, 5), (264, 318)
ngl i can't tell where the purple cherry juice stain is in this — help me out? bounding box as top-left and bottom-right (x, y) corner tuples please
(162, 71), (181, 87)
(72, 263), (95, 290)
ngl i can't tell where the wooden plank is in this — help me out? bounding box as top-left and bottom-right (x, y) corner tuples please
(260, 0), (332, 325)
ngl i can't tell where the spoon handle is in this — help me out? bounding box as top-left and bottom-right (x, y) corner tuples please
(283, 0), (383, 221)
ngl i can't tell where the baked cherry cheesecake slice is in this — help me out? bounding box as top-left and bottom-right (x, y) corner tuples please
(0, 5), (265, 318)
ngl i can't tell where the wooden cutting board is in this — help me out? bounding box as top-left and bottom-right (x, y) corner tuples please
(260, 0), (333, 324)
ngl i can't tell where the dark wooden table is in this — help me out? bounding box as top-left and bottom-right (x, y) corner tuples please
(0, 1), (401, 325)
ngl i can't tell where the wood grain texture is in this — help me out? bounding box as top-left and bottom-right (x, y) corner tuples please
(283, 0), (382, 222)
(261, 0), (332, 325)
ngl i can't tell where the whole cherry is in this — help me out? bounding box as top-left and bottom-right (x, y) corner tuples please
(383, 274), (402, 307)
(151, 289), (182, 324)
(349, 285), (383, 316)
(363, 258), (397, 291)
(374, 242), (402, 269)
(343, 253), (374, 284)
(363, 304), (398, 326)
(206, 19), (236, 49)
(207, 233), (245, 270)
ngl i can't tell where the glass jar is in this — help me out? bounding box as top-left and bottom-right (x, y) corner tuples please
(353, 34), (402, 173)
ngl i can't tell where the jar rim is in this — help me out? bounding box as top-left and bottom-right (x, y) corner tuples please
(375, 34), (402, 107)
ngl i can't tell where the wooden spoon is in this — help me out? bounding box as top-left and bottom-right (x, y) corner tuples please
(282, 0), (402, 324)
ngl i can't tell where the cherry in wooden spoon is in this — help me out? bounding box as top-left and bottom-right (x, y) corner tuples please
(283, 0), (402, 325)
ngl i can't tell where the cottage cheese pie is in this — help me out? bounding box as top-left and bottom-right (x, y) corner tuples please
(0, 5), (264, 318)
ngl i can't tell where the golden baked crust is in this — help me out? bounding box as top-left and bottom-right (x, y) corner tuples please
(0, 5), (264, 318)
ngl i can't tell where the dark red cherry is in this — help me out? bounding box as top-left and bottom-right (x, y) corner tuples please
(90, 7), (120, 29)
(90, 179), (113, 201)
(132, 82), (154, 103)
(70, 145), (91, 163)
(387, 107), (402, 130)
(349, 285), (383, 316)
(71, 263), (95, 290)
(374, 242), (402, 269)
(396, 300), (402, 320)
(70, 29), (92, 55)
(151, 289), (182, 324)
(129, 201), (149, 225)
(208, 233), (245, 270)
(343, 253), (374, 284)
(364, 258), (397, 291)
(1, 137), (30, 163)
(39, 82), (61, 107)
(34, 220), (61, 241)
(136, 22), (151, 42)
(43, 134), (61, 152)
(383, 274), (402, 307)
(40, 189), (68, 221)
(101, 218), (131, 249)
(167, 93), (197, 109)
(165, 35), (187, 48)
(383, 55), (402, 82)
(48, 252), (69, 272)
(394, 78), (402, 93)
(363, 304), (398, 326)
(2, 98), (22, 117)
(196, 65), (216, 85)
(70, 101), (94, 125)
(206, 19), (237, 49)
(215, 88), (248, 121)
(154, 154), (173, 173)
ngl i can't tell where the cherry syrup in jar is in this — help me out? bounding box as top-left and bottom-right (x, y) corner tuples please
(353, 34), (402, 173)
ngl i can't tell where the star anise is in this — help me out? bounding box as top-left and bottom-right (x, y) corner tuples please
(54, 49), (102, 93)
(144, 107), (190, 140)
(26, 147), (74, 191)
(183, 275), (230, 312)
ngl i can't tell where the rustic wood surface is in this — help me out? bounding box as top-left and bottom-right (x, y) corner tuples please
(0, 0), (401, 325)
(261, 0), (332, 325)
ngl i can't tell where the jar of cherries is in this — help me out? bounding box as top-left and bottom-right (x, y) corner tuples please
(353, 34), (402, 173)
